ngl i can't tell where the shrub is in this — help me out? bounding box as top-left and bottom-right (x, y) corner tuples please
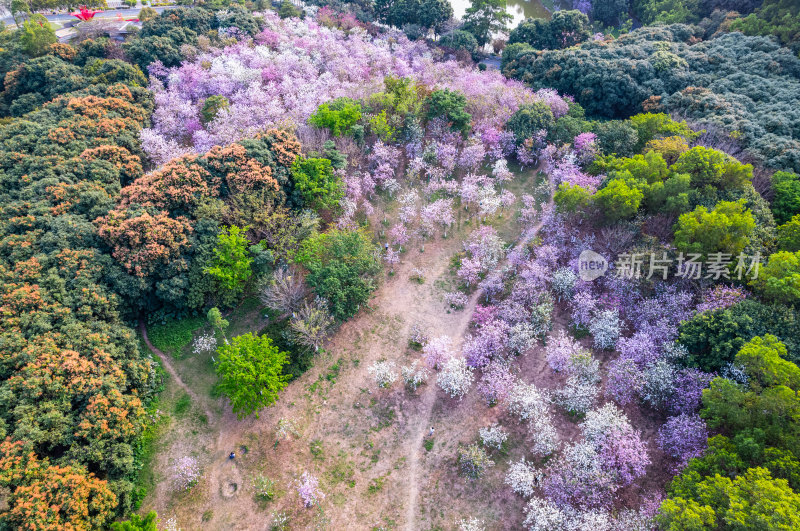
(479, 423), (508, 450)
(308, 97), (363, 136)
(425, 89), (472, 135)
(594, 178), (644, 222)
(368, 361), (398, 388)
(673, 199), (755, 258)
(506, 101), (555, 145)
(505, 459), (541, 497)
(750, 251), (800, 305)
(458, 443), (495, 479)
(437, 356), (474, 399)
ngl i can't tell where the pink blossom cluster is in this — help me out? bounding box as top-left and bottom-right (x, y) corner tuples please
(142, 12), (548, 162)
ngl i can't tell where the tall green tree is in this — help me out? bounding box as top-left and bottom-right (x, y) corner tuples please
(461, 0), (512, 47)
(673, 199), (755, 258)
(204, 225), (253, 298)
(19, 14), (56, 57)
(215, 333), (291, 419)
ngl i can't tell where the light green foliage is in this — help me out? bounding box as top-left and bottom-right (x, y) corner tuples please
(308, 97), (363, 137)
(778, 215), (800, 252)
(735, 335), (800, 392)
(207, 307), (229, 336)
(671, 146), (753, 191)
(368, 110), (395, 142)
(636, 0), (700, 25)
(750, 251), (800, 306)
(594, 178), (643, 222)
(506, 101), (554, 144)
(731, 0), (800, 53)
(201, 95), (230, 124)
(554, 182), (591, 214)
(295, 229), (381, 320)
(673, 199), (755, 257)
(628, 112), (699, 153)
(19, 15), (56, 57)
(204, 225), (253, 297)
(111, 511), (159, 531)
(290, 157), (343, 212)
(661, 468), (800, 530)
(215, 333), (291, 419)
(771, 171), (800, 225)
(425, 89), (472, 136)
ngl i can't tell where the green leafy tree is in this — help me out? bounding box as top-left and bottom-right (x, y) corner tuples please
(554, 182), (591, 214)
(201, 95), (230, 124)
(295, 229), (381, 320)
(646, 172), (691, 214)
(506, 101), (554, 144)
(679, 300), (800, 372)
(751, 251), (800, 306)
(462, 0), (512, 47)
(215, 333), (291, 419)
(735, 335), (800, 392)
(672, 146), (753, 191)
(628, 112), (698, 153)
(425, 89), (472, 136)
(439, 30), (479, 55)
(594, 178), (643, 221)
(204, 225), (254, 298)
(508, 10), (591, 50)
(674, 200), (755, 258)
(308, 97), (362, 137)
(19, 14), (56, 57)
(207, 307), (230, 338)
(278, 0), (303, 19)
(771, 171), (800, 225)
(777, 215), (800, 252)
(594, 120), (639, 157)
(290, 157), (344, 212)
(592, 0), (631, 27)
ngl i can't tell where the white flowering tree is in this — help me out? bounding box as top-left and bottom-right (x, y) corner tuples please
(437, 356), (474, 399)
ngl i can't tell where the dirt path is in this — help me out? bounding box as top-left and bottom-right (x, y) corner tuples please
(139, 319), (218, 426)
(141, 168), (552, 530)
(403, 172), (553, 530)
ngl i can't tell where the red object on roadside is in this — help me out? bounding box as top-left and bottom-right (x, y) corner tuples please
(71, 6), (102, 21)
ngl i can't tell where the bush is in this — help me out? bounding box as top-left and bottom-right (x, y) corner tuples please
(215, 333), (291, 419)
(458, 443), (494, 479)
(439, 30), (479, 55)
(308, 97), (363, 137)
(673, 200), (755, 258)
(507, 10), (591, 50)
(594, 179), (643, 222)
(295, 229), (381, 320)
(772, 171), (800, 225)
(506, 101), (555, 145)
(425, 89), (472, 136)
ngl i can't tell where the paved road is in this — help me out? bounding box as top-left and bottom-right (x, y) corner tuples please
(1, 6), (173, 26)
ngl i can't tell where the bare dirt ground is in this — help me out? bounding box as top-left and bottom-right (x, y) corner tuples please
(139, 168), (669, 530)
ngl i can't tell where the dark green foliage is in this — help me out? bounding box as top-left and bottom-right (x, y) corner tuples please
(295, 229), (381, 320)
(594, 120), (639, 158)
(504, 26), (800, 173)
(501, 42), (534, 71)
(678, 300), (800, 372)
(439, 30), (479, 55)
(506, 101), (554, 144)
(374, 0), (453, 32)
(461, 0), (513, 47)
(279, 0), (303, 19)
(425, 89), (472, 136)
(592, 0), (631, 27)
(508, 10), (591, 50)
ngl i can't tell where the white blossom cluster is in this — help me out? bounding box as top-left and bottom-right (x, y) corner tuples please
(507, 382), (559, 456)
(478, 423), (508, 450)
(401, 361), (429, 391)
(275, 417), (299, 441)
(589, 309), (621, 350)
(369, 360), (398, 389)
(505, 458), (541, 498)
(192, 334), (217, 355)
(458, 517), (486, 531)
(437, 356), (474, 399)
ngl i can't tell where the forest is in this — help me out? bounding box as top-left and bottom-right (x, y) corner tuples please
(0, 0), (798, 530)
